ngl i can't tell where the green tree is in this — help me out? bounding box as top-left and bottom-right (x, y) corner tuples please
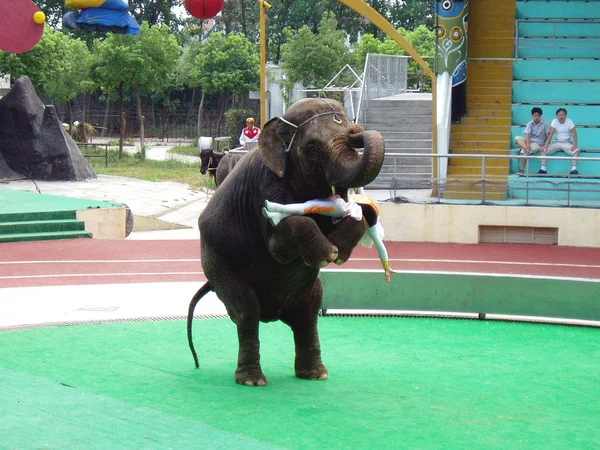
(280, 12), (352, 92)
(0, 28), (63, 91)
(219, 0), (260, 41)
(130, 0), (183, 28)
(176, 38), (206, 134)
(354, 33), (385, 70)
(195, 32), (259, 133)
(389, 0), (434, 31)
(354, 25), (434, 91)
(44, 36), (96, 141)
(92, 22), (181, 158)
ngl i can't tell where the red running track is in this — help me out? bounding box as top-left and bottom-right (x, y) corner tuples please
(1, 239), (600, 289)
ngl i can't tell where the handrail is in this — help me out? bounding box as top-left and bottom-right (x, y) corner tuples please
(379, 152), (600, 207)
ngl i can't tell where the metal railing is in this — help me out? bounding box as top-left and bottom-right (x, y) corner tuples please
(356, 54), (409, 123)
(381, 152), (600, 207)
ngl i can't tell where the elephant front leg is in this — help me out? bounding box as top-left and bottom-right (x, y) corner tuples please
(234, 315), (268, 386)
(327, 216), (366, 264)
(281, 280), (328, 380)
(268, 215), (338, 267)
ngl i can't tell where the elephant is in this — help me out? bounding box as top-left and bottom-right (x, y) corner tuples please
(187, 98), (385, 386)
(199, 148), (225, 185)
(215, 151), (245, 186)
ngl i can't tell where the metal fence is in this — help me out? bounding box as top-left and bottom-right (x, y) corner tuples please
(356, 54), (409, 121)
(380, 152), (600, 208)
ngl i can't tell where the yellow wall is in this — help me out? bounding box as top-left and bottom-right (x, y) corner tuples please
(380, 203), (600, 247)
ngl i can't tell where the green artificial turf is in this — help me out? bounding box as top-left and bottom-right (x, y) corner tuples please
(0, 317), (599, 449)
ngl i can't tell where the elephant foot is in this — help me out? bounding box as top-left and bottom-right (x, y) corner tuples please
(296, 363), (329, 381)
(235, 367), (268, 387)
(303, 246), (338, 268)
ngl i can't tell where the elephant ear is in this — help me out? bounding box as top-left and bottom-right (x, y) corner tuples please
(258, 117), (294, 178)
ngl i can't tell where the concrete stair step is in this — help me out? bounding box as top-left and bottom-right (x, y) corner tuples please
(386, 148), (434, 155)
(451, 124), (510, 133)
(468, 64), (514, 74)
(378, 131), (433, 140)
(451, 132), (511, 141)
(385, 139), (432, 149)
(381, 156), (431, 165)
(366, 123), (433, 133)
(450, 157), (508, 166)
(379, 165), (432, 174)
(448, 148), (511, 155)
(450, 140), (511, 149)
(469, 47), (515, 59)
(465, 110), (512, 119)
(468, 80), (513, 88)
(447, 166), (510, 176)
(468, 58), (514, 67)
(364, 109), (432, 119)
(0, 230), (91, 243)
(467, 86), (513, 95)
(466, 97), (513, 107)
(460, 117), (511, 126)
(443, 190), (507, 201)
(366, 100), (432, 108)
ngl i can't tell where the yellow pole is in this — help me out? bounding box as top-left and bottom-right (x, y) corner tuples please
(259, 0), (271, 128)
(337, 0), (437, 191)
(336, 0), (434, 79)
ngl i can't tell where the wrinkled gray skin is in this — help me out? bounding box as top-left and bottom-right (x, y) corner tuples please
(215, 152), (245, 187)
(188, 98), (385, 386)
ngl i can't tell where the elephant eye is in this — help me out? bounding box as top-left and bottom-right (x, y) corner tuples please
(305, 143), (319, 160)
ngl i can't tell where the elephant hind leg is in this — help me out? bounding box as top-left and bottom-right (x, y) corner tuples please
(217, 282), (268, 386)
(280, 279), (328, 381)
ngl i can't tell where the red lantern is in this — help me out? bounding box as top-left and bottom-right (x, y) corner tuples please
(185, 0), (224, 20)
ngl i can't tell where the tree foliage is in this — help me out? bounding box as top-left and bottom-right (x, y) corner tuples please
(195, 33), (259, 96)
(280, 12), (352, 89)
(92, 22), (181, 97)
(0, 28), (94, 101)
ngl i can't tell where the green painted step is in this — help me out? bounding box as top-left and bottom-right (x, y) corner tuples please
(513, 81), (600, 103)
(0, 230), (91, 243)
(514, 59), (600, 81)
(0, 219), (86, 235)
(517, 1), (600, 20)
(0, 210), (76, 223)
(512, 104), (600, 126)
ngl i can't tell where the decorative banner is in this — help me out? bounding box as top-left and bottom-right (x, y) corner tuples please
(435, 0), (468, 124)
(63, 0), (140, 35)
(435, 0), (469, 87)
(185, 0), (225, 20)
(0, 0), (45, 53)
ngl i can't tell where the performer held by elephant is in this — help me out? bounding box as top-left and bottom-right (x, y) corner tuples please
(262, 188), (393, 283)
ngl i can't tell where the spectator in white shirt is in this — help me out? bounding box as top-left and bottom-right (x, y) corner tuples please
(540, 108), (580, 175)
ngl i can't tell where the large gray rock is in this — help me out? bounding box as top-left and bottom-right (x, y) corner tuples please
(0, 76), (96, 181)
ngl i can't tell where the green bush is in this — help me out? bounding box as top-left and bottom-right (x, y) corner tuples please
(225, 108), (258, 148)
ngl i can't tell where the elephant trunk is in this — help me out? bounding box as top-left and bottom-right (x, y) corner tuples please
(327, 125), (385, 188)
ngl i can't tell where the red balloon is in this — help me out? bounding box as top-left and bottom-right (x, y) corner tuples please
(185, 0), (224, 20)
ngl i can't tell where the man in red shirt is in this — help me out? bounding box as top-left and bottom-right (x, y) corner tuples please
(239, 117), (261, 146)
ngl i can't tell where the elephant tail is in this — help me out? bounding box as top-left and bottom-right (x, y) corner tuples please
(187, 281), (214, 369)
